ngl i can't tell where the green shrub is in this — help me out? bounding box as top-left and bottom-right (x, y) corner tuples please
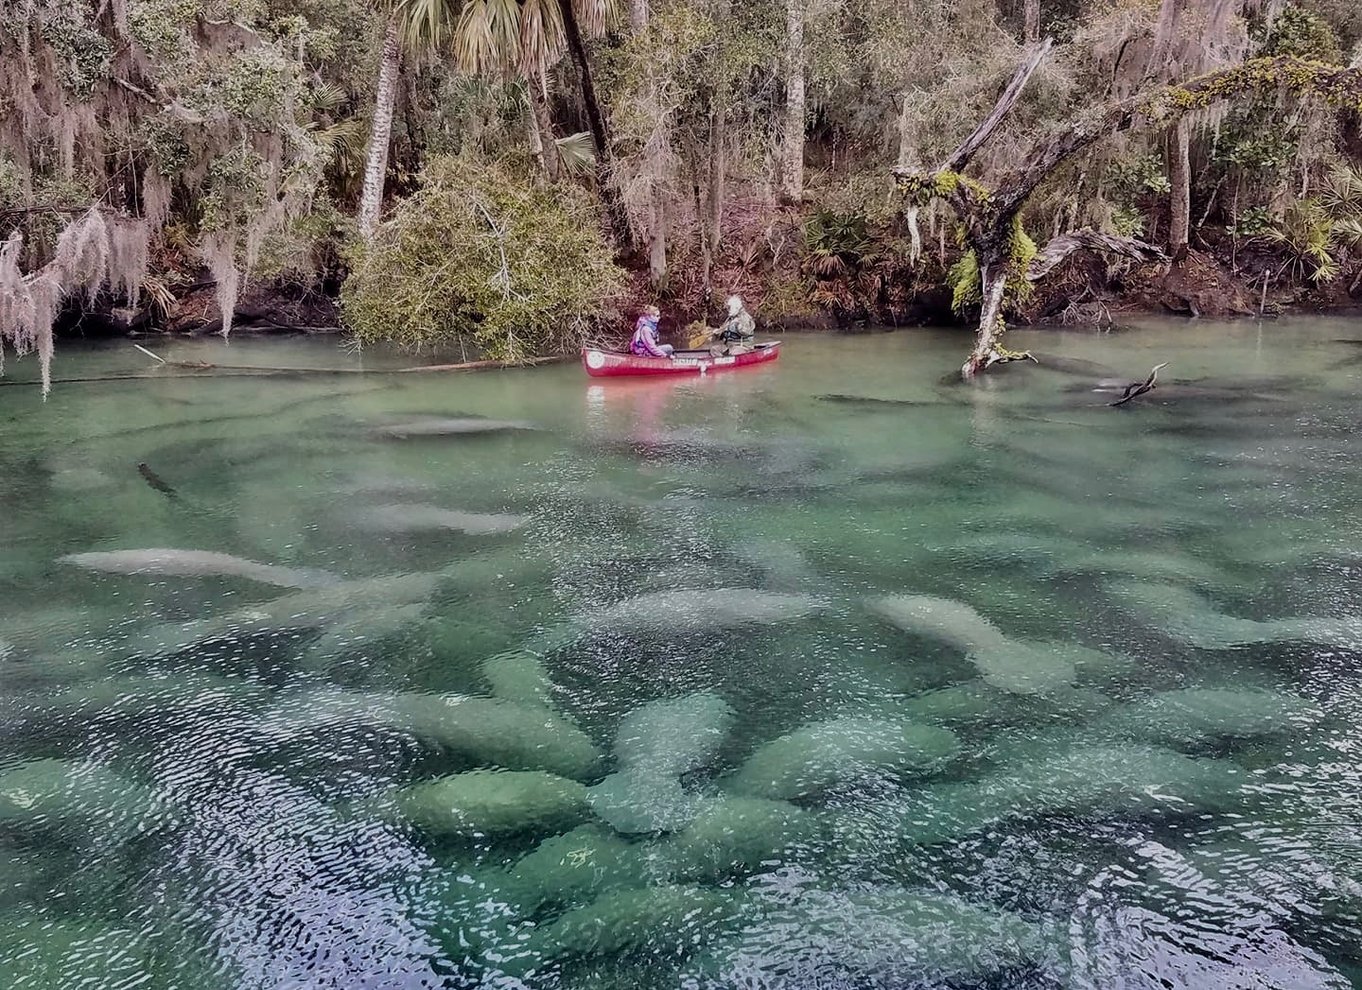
(341, 157), (625, 359)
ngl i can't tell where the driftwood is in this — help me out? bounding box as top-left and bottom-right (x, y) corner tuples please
(1109, 362), (1168, 407)
(1027, 229), (1167, 281)
(137, 462), (179, 499)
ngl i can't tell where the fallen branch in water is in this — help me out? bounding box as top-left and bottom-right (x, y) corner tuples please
(1110, 362), (1168, 407)
(137, 462), (179, 499)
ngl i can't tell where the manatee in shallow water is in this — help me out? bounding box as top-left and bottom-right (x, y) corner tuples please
(0, 757), (167, 835)
(835, 743), (1245, 853)
(1108, 687), (1323, 748)
(581, 588), (825, 637)
(126, 569), (446, 656)
(503, 824), (653, 911)
(1107, 579), (1362, 650)
(481, 649), (556, 708)
(523, 884), (747, 965)
(377, 417), (538, 438)
(61, 548), (340, 589)
(0, 918), (159, 990)
(871, 594), (1079, 693)
(612, 692), (734, 778)
(386, 769), (590, 837)
(682, 886), (1044, 989)
(263, 689), (602, 779)
(652, 796), (819, 883)
(870, 594), (1009, 652)
(352, 503), (529, 535)
(587, 769), (701, 834)
(726, 716), (960, 801)
(898, 680), (1114, 731)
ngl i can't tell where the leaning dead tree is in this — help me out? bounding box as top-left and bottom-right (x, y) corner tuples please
(895, 50), (1362, 378)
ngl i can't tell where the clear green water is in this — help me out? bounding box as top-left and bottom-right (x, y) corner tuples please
(3, 319), (1362, 989)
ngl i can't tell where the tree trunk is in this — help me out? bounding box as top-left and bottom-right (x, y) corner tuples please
(358, 15), (402, 241)
(963, 253), (1008, 378)
(629, 0), (648, 33)
(1023, 0), (1040, 43)
(779, 0), (805, 205)
(529, 78), (559, 182)
(556, 0), (630, 247)
(649, 199), (668, 290)
(707, 107), (726, 255)
(1166, 118), (1191, 261)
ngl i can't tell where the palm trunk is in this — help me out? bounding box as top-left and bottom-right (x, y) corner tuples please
(529, 78), (559, 182)
(629, 0), (648, 33)
(358, 15), (402, 241)
(1166, 118), (1191, 261)
(1023, 0), (1040, 43)
(779, 0), (805, 205)
(556, 0), (632, 247)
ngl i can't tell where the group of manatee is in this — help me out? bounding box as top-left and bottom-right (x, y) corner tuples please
(6, 405), (1362, 988)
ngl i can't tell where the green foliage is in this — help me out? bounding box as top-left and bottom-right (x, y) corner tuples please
(1260, 5), (1343, 62)
(341, 157), (624, 359)
(1105, 154), (1171, 197)
(1270, 198), (1342, 282)
(1228, 205), (1274, 237)
(947, 250), (982, 314)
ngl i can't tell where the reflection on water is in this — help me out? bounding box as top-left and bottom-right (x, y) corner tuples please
(3, 321), (1362, 988)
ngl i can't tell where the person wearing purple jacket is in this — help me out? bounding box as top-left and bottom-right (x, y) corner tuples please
(629, 305), (673, 358)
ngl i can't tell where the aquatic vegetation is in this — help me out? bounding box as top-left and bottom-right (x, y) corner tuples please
(726, 716), (961, 801)
(60, 548), (341, 589)
(653, 796), (819, 883)
(386, 769), (590, 838)
(267, 689), (603, 779)
(612, 693), (734, 778)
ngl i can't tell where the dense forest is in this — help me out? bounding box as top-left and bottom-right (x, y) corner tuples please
(2, 0), (1362, 385)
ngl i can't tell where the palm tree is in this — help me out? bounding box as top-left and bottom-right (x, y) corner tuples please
(359, 0), (629, 244)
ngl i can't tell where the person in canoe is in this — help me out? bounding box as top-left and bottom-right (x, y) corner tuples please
(708, 295), (756, 356)
(629, 305), (673, 358)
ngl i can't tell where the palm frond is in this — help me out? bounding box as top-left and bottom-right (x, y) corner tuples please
(316, 118), (368, 179)
(309, 81), (348, 114)
(451, 0), (522, 74)
(398, 0), (462, 49)
(518, 0), (565, 76)
(572, 0), (620, 39)
(554, 130), (595, 176)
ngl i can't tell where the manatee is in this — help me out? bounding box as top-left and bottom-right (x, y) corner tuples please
(613, 692), (734, 777)
(524, 884), (746, 964)
(580, 588), (825, 637)
(353, 503), (529, 535)
(503, 824), (652, 911)
(1108, 579), (1362, 650)
(1109, 687), (1323, 748)
(682, 886), (1044, 989)
(726, 716), (960, 800)
(297, 603), (430, 671)
(387, 770), (589, 837)
(264, 689), (602, 779)
(481, 650), (556, 708)
(837, 743), (1245, 853)
(653, 796), (818, 883)
(871, 594), (1078, 693)
(60, 548), (340, 589)
(869, 594), (1009, 651)
(0, 758), (166, 835)
(587, 770), (701, 834)
(0, 917), (157, 990)
(126, 569), (447, 657)
(378, 417), (537, 438)
(898, 680), (1114, 731)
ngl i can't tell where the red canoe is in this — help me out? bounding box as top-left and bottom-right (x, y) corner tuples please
(582, 342), (781, 378)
